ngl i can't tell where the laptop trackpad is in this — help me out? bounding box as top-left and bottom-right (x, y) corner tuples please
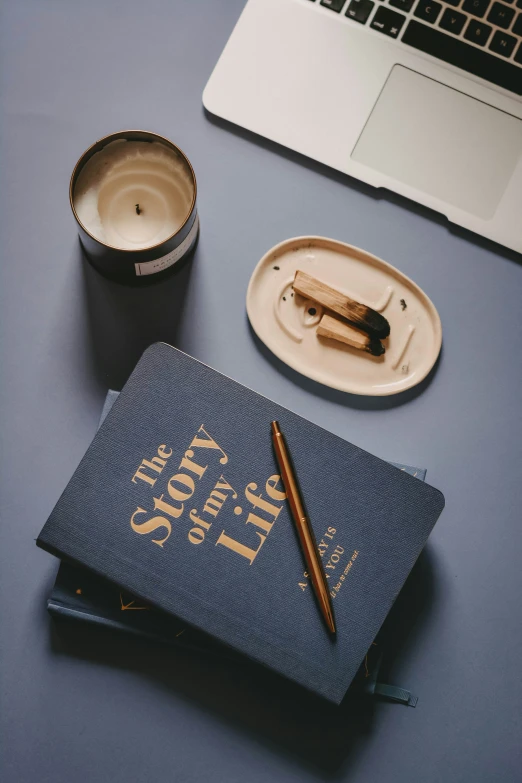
(351, 65), (522, 220)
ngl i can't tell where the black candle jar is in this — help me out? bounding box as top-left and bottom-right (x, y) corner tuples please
(69, 130), (199, 284)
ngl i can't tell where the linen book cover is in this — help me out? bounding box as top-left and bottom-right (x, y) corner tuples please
(48, 391), (426, 706)
(37, 343), (444, 703)
(49, 391), (427, 685)
(48, 388), (426, 652)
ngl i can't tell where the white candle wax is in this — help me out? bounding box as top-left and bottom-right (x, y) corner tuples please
(73, 140), (193, 251)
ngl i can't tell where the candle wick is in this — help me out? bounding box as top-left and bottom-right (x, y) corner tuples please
(135, 204), (141, 215)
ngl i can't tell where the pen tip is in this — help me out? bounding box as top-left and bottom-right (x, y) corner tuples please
(326, 607), (336, 635)
(271, 420), (280, 436)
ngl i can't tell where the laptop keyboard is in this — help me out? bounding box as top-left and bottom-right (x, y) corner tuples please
(313, 0), (522, 95)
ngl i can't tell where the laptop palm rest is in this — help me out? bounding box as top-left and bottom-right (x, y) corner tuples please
(351, 65), (522, 220)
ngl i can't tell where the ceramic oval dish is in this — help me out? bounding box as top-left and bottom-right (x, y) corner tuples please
(246, 236), (442, 396)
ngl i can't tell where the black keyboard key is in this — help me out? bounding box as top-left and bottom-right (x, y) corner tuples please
(462, 0), (490, 17)
(444, 0), (462, 6)
(489, 29), (517, 55)
(370, 6), (406, 36)
(512, 12), (522, 33)
(320, 0), (345, 11)
(414, 0), (443, 21)
(515, 42), (522, 63)
(389, 0), (415, 10)
(346, 0), (375, 23)
(487, 1), (515, 26)
(517, 0), (522, 8)
(402, 20), (522, 94)
(439, 7), (467, 31)
(500, 0), (514, 4)
(464, 18), (492, 43)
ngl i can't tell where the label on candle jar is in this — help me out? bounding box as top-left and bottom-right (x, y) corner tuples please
(134, 214), (199, 276)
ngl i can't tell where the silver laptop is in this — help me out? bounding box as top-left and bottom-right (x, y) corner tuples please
(203, 0), (522, 253)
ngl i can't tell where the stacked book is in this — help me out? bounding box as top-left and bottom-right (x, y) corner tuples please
(38, 343), (444, 705)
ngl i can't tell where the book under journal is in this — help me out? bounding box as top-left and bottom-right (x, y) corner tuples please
(37, 343), (444, 704)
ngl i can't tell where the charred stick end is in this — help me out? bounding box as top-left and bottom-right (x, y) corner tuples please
(359, 307), (390, 340)
(368, 337), (385, 357)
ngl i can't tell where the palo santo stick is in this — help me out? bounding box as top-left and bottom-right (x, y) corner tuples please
(294, 270), (390, 339)
(317, 314), (385, 357)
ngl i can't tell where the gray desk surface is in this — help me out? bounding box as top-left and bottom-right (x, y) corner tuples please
(1, 2), (521, 781)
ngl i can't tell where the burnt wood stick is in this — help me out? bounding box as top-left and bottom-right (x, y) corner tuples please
(317, 314), (385, 357)
(294, 270), (390, 339)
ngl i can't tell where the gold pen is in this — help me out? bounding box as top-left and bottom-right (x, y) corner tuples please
(271, 421), (336, 636)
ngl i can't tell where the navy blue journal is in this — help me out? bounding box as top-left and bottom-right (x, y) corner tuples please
(37, 343), (444, 703)
(48, 391), (427, 655)
(47, 391), (425, 706)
